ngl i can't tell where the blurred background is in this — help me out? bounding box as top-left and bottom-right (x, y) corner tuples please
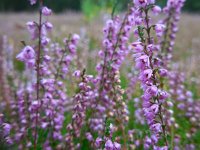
(0, 0), (200, 13)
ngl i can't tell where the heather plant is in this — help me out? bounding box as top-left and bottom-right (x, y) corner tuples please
(0, 0), (200, 150)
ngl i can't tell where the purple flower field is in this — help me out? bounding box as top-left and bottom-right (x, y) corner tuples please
(0, 0), (200, 149)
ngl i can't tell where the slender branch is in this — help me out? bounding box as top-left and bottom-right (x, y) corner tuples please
(34, 0), (43, 149)
(143, 6), (168, 147)
(161, 9), (173, 54)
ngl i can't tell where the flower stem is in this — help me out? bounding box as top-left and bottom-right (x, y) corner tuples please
(34, 1), (43, 149)
(143, 6), (168, 147)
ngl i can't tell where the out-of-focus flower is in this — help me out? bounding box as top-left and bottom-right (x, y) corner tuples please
(42, 7), (52, 16)
(29, 0), (37, 5)
(105, 140), (114, 150)
(16, 46), (36, 68)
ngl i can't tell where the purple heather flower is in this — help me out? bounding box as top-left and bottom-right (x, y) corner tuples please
(151, 123), (161, 133)
(63, 55), (73, 65)
(146, 85), (158, 97)
(152, 6), (162, 15)
(151, 134), (159, 143)
(71, 34), (80, 45)
(159, 91), (169, 100)
(5, 137), (13, 145)
(73, 70), (81, 77)
(31, 100), (40, 110)
(114, 142), (121, 150)
(135, 17), (143, 25)
(42, 7), (52, 16)
(16, 46), (35, 60)
(29, 0), (37, 5)
(151, 104), (159, 114)
(147, 0), (155, 4)
(105, 140), (114, 150)
(86, 132), (93, 141)
(41, 122), (49, 129)
(16, 46), (36, 68)
(44, 22), (53, 31)
(2, 123), (11, 136)
(41, 37), (50, 46)
(103, 39), (112, 48)
(133, 42), (144, 52)
(26, 142), (32, 148)
(134, 0), (147, 7)
(155, 24), (165, 37)
(147, 44), (159, 53)
(135, 55), (150, 70)
(153, 146), (168, 150)
(26, 21), (39, 40)
(144, 136), (152, 149)
(43, 55), (51, 62)
(95, 137), (103, 148)
(134, 0), (155, 7)
(27, 21), (37, 31)
(68, 44), (76, 54)
(159, 69), (168, 77)
(139, 69), (153, 81)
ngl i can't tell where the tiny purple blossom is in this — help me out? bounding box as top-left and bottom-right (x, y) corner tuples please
(2, 123), (11, 135)
(151, 104), (159, 114)
(152, 6), (162, 15)
(139, 69), (153, 81)
(44, 22), (53, 31)
(26, 21), (37, 31)
(134, 0), (147, 7)
(135, 55), (150, 69)
(133, 43), (144, 52)
(16, 46), (35, 60)
(105, 140), (114, 150)
(85, 132), (93, 141)
(114, 142), (121, 150)
(159, 91), (170, 100)
(42, 6), (52, 16)
(159, 69), (168, 77)
(29, 0), (37, 5)
(71, 34), (80, 45)
(134, 0), (155, 7)
(145, 85), (158, 97)
(73, 70), (81, 77)
(95, 137), (103, 148)
(16, 46), (36, 68)
(151, 123), (162, 133)
(155, 24), (166, 37)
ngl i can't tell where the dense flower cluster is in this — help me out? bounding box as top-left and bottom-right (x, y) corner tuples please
(65, 70), (95, 149)
(89, 9), (134, 140)
(169, 70), (200, 127)
(131, 0), (170, 149)
(161, 0), (186, 66)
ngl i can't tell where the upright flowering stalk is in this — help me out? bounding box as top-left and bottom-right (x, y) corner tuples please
(0, 36), (12, 112)
(161, 0), (186, 66)
(0, 36), (21, 118)
(158, 1), (188, 148)
(16, 0), (53, 149)
(89, 5), (136, 148)
(65, 70), (95, 149)
(89, 16), (122, 146)
(168, 69), (200, 149)
(132, 0), (169, 149)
